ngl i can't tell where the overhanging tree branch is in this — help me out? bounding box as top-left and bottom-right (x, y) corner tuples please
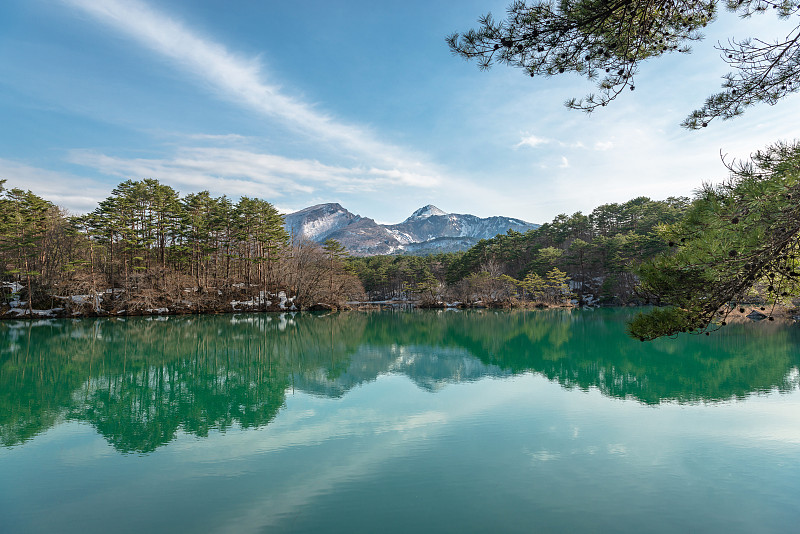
(448, 0), (800, 128)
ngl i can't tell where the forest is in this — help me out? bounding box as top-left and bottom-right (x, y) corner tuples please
(348, 196), (689, 306)
(0, 178), (362, 317)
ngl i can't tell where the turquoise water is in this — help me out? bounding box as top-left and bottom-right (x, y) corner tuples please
(1, 309), (799, 533)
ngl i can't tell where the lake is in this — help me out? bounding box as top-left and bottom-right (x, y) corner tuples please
(1, 309), (799, 533)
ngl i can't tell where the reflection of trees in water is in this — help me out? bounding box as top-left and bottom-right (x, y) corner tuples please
(0, 321), (90, 447)
(460, 309), (800, 405)
(0, 313), (368, 451)
(355, 309), (800, 404)
(1, 310), (799, 452)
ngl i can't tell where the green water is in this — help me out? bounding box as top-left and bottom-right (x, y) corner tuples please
(1, 309), (799, 533)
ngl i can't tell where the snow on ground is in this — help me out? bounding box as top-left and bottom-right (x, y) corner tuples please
(229, 291), (296, 311)
(2, 281), (23, 292)
(4, 307), (64, 317)
(231, 299), (271, 310)
(277, 291), (297, 310)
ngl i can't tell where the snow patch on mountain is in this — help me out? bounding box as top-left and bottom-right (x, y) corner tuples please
(284, 203), (361, 242)
(386, 229), (416, 245)
(405, 204), (447, 221)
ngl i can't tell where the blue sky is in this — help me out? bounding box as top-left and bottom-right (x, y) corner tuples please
(1, 0), (798, 224)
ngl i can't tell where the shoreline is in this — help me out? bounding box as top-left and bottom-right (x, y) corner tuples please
(2, 298), (797, 324)
(0, 297), (578, 321)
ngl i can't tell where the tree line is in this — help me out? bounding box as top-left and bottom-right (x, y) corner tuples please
(0, 178), (364, 316)
(629, 141), (800, 339)
(348, 195), (689, 306)
(0, 177), (690, 314)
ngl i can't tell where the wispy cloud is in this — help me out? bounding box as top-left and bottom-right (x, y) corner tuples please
(594, 141), (614, 151)
(62, 0), (444, 185)
(67, 146), (440, 199)
(515, 134), (550, 149)
(558, 156), (570, 168)
(63, 0), (342, 144)
(183, 133), (251, 143)
(0, 159), (108, 213)
(517, 133), (613, 153)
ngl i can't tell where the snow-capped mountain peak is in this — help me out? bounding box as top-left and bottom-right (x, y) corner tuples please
(406, 205), (447, 221)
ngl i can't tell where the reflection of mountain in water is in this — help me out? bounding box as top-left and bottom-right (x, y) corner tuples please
(2, 310), (799, 452)
(294, 343), (511, 397)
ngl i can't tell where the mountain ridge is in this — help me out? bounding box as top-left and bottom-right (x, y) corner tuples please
(284, 203), (539, 256)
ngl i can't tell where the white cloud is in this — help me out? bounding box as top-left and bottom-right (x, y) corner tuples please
(0, 159), (108, 213)
(183, 133), (250, 143)
(515, 134), (550, 149)
(367, 167), (441, 189)
(559, 156), (570, 168)
(594, 141), (614, 151)
(67, 146), (441, 200)
(517, 135), (609, 152)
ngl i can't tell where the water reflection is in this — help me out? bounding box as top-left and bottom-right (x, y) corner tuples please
(1, 309), (798, 452)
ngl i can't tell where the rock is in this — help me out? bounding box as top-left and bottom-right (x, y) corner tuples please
(308, 303), (336, 311)
(746, 310), (768, 321)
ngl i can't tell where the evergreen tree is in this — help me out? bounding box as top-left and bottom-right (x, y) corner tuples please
(544, 267), (574, 303)
(448, 0), (800, 127)
(629, 141), (800, 340)
(142, 178), (182, 272)
(322, 239), (348, 300)
(0, 187), (53, 313)
(183, 191), (217, 287)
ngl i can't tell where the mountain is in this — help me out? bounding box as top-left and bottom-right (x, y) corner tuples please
(282, 203), (362, 242)
(284, 203), (539, 256)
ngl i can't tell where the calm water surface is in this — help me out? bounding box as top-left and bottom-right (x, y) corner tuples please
(1, 309), (799, 533)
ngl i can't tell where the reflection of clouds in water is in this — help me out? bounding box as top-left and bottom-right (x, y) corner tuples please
(217, 425), (444, 533)
(607, 444), (628, 456)
(167, 407), (408, 462)
(390, 411), (448, 434)
(702, 395), (800, 446)
(212, 407), (476, 531)
(525, 448), (561, 464)
(166, 377), (531, 533)
(32, 423), (116, 466)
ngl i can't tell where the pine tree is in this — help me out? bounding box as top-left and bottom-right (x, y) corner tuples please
(544, 267), (573, 304)
(322, 239), (348, 302)
(0, 187), (53, 313)
(448, 0), (800, 127)
(629, 141), (800, 340)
